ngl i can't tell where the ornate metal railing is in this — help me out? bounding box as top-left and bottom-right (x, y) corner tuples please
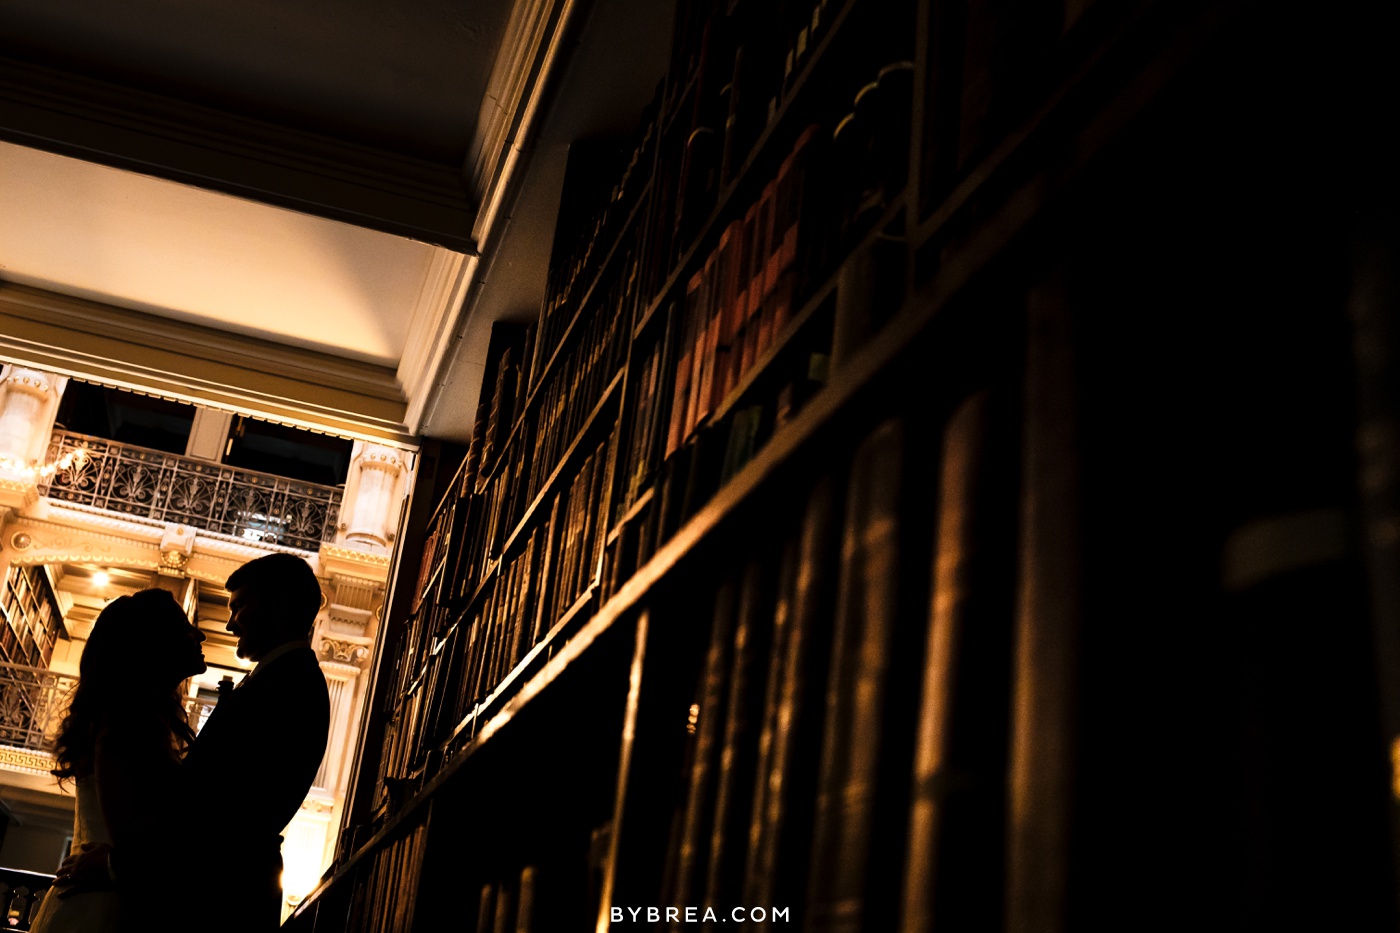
(40, 430), (342, 552)
(0, 662), (224, 755)
(0, 660), (74, 752)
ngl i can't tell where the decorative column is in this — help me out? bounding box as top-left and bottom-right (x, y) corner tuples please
(337, 442), (410, 551)
(0, 366), (68, 513)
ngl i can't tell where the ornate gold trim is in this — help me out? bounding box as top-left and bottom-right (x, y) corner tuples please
(0, 745), (56, 776)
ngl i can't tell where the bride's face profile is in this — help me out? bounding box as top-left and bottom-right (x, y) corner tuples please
(150, 608), (208, 682)
(83, 589), (207, 694)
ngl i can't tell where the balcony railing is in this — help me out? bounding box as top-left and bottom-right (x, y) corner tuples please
(0, 660), (222, 753)
(0, 868), (54, 931)
(40, 430), (342, 552)
(0, 661), (74, 752)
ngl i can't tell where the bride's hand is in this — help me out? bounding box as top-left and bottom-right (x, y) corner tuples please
(54, 842), (114, 896)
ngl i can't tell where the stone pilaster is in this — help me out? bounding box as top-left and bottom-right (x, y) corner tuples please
(336, 441), (411, 552)
(0, 366), (68, 511)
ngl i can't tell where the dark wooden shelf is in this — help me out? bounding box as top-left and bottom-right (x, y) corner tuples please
(497, 368), (624, 562)
(455, 556), (499, 627)
(444, 584), (598, 748)
(608, 485), (655, 546)
(632, 0), (862, 341)
(290, 0), (1240, 925)
(444, 367), (625, 633)
(310, 249), (962, 911)
(705, 193), (907, 429)
(476, 181), (653, 493)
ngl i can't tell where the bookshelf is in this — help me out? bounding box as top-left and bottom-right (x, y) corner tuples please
(291, 1), (1400, 931)
(0, 564), (64, 669)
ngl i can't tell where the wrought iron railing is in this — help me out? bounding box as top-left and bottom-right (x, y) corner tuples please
(40, 430), (342, 552)
(0, 660), (74, 752)
(0, 662), (223, 754)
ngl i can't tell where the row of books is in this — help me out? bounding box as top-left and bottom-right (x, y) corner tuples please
(454, 263), (632, 601)
(372, 121), (655, 800)
(648, 401), (1012, 932)
(670, 122), (825, 457)
(537, 95), (660, 371)
(615, 119), (824, 527)
(658, 0), (842, 271)
(454, 429), (616, 727)
(380, 427), (619, 786)
(342, 823), (430, 933)
(371, 0), (917, 853)
(614, 42), (916, 534)
(472, 867), (538, 933)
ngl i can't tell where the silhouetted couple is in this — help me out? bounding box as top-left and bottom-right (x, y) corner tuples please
(28, 553), (331, 933)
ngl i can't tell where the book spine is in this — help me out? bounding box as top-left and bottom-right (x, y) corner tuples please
(744, 475), (839, 930)
(702, 556), (771, 928)
(1006, 273), (1080, 933)
(669, 574), (738, 931)
(899, 389), (1015, 933)
(1347, 228), (1400, 884)
(515, 865), (537, 933)
(807, 419), (905, 933)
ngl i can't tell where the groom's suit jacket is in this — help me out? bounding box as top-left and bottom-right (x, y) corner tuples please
(182, 644), (329, 930)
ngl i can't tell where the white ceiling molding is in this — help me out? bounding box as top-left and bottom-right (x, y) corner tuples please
(465, 0), (562, 203)
(398, 250), (477, 434)
(406, 0), (580, 436)
(0, 282), (415, 445)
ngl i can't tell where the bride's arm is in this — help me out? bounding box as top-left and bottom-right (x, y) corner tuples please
(92, 720), (187, 883)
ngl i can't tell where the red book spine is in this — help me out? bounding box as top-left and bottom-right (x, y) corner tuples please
(743, 182), (777, 377)
(712, 221), (743, 405)
(682, 268), (708, 441)
(732, 205), (757, 387)
(667, 293), (699, 458)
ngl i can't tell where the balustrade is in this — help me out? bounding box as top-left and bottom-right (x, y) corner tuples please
(0, 868), (54, 931)
(0, 661), (74, 752)
(0, 661), (227, 756)
(40, 430), (342, 552)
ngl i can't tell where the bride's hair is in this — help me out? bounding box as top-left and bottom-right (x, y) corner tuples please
(52, 588), (199, 783)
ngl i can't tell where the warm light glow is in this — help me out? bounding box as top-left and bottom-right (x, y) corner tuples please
(281, 851), (321, 904)
(0, 447), (88, 480)
(91, 570), (110, 588)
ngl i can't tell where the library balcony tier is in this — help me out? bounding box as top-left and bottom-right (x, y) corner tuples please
(40, 430), (343, 552)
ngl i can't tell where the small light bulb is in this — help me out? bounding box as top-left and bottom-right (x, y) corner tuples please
(92, 570), (110, 588)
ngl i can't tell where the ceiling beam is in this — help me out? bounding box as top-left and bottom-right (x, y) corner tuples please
(0, 55), (480, 254)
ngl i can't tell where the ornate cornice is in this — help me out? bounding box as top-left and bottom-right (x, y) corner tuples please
(318, 636), (372, 669)
(1, 502), (348, 588)
(0, 745), (56, 777)
(4, 514), (163, 570)
(318, 543), (392, 583)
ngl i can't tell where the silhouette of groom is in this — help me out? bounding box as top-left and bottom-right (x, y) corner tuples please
(184, 552), (330, 931)
(60, 552), (330, 932)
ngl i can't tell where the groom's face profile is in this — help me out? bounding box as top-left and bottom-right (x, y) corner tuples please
(227, 584), (280, 662)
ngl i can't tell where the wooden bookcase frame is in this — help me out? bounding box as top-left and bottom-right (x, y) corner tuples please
(285, 1), (1371, 931)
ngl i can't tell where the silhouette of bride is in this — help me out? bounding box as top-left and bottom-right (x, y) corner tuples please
(29, 588), (206, 933)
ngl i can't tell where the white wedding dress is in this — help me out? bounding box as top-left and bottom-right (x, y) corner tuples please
(28, 776), (122, 933)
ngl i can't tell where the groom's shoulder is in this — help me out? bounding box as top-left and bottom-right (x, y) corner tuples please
(267, 646), (329, 695)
